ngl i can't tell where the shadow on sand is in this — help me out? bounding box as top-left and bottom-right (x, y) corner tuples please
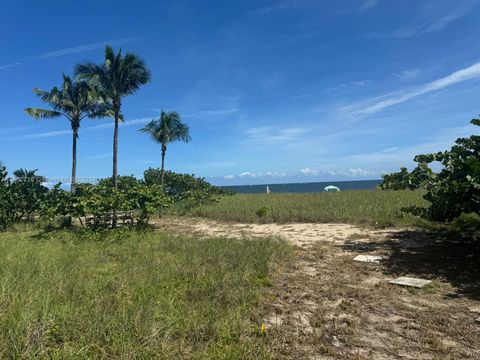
(341, 229), (480, 300)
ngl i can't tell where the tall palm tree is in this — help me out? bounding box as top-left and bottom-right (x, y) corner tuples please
(25, 75), (109, 192)
(74, 46), (151, 192)
(139, 111), (191, 185)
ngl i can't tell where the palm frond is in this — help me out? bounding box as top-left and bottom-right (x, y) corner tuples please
(24, 108), (62, 119)
(138, 111), (191, 145)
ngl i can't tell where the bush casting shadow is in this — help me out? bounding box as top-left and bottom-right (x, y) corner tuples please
(341, 229), (480, 300)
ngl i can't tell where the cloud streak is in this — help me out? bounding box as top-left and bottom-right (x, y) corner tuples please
(3, 117), (152, 142)
(0, 37), (140, 71)
(391, 1), (478, 38)
(361, 0), (379, 11)
(84, 152), (112, 160)
(7, 130), (71, 141)
(252, 0), (303, 15)
(245, 126), (307, 144)
(339, 61), (480, 120)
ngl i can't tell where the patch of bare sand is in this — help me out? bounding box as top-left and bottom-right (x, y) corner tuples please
(154, 217), (480, 359)
(154, 216), (392, 247)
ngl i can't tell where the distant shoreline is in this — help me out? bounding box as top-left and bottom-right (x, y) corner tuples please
(222, 179), (382, 194)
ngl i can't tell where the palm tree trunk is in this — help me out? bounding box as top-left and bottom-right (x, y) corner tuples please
(71, 128), (78, 193)
(112, 99), (120, 228)
(160, 144), (167, 186)
(159, 144), (167, 217)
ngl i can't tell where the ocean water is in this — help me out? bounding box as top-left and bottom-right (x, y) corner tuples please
(224, 179), (381, 194)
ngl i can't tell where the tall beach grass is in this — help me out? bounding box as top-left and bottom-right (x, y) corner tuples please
(0, 229), (290, 358)
(187, 190), (429, 227)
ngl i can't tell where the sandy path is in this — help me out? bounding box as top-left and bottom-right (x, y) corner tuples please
(154, 217), (480, 359)
(154, 216), (396, 247)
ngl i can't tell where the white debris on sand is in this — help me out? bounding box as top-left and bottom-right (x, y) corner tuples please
(353, 254), (384, 263)
(389, 276), (432, 288)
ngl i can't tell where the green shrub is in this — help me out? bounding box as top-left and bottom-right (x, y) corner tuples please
(38, 182), (171, 229)
(380, 163), (432, 190)
(255, 206), (270, 219)
(0, 166), (48, 229)
(412, 119), (480, 222)
(144, 168), (233, 212)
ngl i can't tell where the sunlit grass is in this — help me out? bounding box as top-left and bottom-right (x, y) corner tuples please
(0, 229), (290, 358)
(187, 190), (429, 227)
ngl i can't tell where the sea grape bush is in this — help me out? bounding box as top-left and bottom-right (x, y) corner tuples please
(0, 167), (48, 228)
(380, 163), (432, 191)
(0, 166), (226, 230)
(144, 168), (233, 210)
(382, 119), (480, 226)
(42, 182), (171, 228)
(413, 119), (480, 222)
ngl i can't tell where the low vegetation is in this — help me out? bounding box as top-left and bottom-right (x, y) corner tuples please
(380, 118), (480, 237)
(187, 190), (429, 227)
(0, 228), (290, 358)
(0, 165), (228, 230)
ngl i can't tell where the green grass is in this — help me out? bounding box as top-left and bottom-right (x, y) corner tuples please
(187, 190), (430, 227)
(0, 228), (290, 358)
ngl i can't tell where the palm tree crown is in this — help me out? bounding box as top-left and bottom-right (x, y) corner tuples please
(74, 46), (151, 186)
(74, 45), (151, 107)
(139, 111), (191, 146)
(139, 111), (191, 186)
(25, 75), (109, 133)
(24, 75), (110, 192)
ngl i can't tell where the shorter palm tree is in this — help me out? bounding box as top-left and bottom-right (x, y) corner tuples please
(25, 75), (110, 192)
(139, 111), (191, 185)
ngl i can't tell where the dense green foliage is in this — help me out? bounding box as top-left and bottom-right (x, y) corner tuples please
(0, 229), (289, 358)
(413, 119), (480, 221)
(0, 163), (229, 229)
(47, 182), (170, 228)
(381, 119), (479, 225)
(144, 168), (233, 212)
(0, 167), (48, 228)
(187, 190), (429, 227)
(380, 163), (432, 190)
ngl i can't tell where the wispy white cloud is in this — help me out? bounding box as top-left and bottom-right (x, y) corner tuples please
(0, 62), (21, 70)
(299, 167), (378, 178)
(344, 124), (475, 167)
(361, 0), (379, 11)
(84, 152), (111, 160)
(0, 37), (140, 71)
(392, 69), (422, 81)
(6, 130), (71, 141)
(185, 108), (239, 118)
(252, 0), (303, 15)
(37, 38), (139, 60)
(339, 61), (480, 120)
(221, 167), (379, 182)
(3, 117), (152, 142)
(87, 117), (151, 130)
(300, 167), (318, 175)
(239, 171), (257, 178)
(325, 79), (370, 93)
(245, 126), (307, 144)
(392, 2), (478, 38)
(138, 160), (160, 165)
(225, 171), (288, 179)
(382, 147), (399, 153)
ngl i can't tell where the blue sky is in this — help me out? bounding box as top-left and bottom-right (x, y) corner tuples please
(1, 0), (480, 185)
